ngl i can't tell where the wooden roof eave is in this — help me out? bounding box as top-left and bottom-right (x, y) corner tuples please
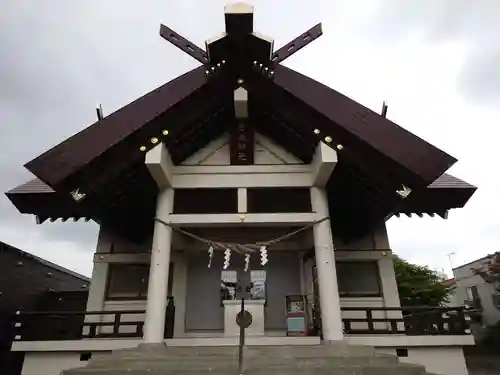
(244, 64), (457, 192)
(325, 166), (476, 240)
(399, 185), (477, 213)
(23, 65), (235, 193)
(5, 188), (90, 219)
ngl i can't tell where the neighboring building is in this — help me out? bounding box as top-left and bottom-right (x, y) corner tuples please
(442, 278), (461, 307)
(4, 4), (478, 375)
(0, 241), (89, 375)
(453, 254), (500, 327)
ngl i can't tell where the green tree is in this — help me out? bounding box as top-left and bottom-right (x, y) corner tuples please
(477, 321), (500, 352)
(393, 255), (454, 307)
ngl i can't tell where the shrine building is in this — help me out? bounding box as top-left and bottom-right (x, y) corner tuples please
(5, 4), (477, 375)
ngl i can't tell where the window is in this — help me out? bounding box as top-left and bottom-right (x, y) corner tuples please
(106, 264), (149, 300)
(465, 286), (482, 309)
(465, 286), (475, 301)
(396, 348), (408, 357)
(106, 263), (174, 300)
(336, 261), (382, 297)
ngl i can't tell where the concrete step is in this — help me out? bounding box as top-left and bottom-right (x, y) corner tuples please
(66, 364), (431, 375)
(98, 343), (378, 360)
(84, 350), (401, 368)
(81, 356), (402, 371)
(62, 343), (432, 375)
(84, 344), (398, 368)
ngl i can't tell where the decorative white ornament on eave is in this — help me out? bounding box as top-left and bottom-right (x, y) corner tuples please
(70, 188), (86, 202)
(396, 185), (412, 199)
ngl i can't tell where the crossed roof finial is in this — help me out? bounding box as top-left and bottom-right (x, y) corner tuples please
(159, 2), (323, 67)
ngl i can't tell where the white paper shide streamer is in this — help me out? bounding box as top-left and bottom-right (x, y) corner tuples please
(244, 253), (251, 272)
(155, 216), (330, 271)
(223, 248), (232, 269)
(207, 246), (214, 268)
(260, 245), (268, 266)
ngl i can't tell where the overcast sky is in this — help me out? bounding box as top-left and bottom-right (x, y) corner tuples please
(0, 0), (498, 278)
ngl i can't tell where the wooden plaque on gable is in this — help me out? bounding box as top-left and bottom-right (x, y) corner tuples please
(230, 121), (254, 165)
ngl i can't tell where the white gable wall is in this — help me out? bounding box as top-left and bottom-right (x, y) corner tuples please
(254, 133), (302, 165)
(181, 134), (230, 166)
(181, 132), (303, 166)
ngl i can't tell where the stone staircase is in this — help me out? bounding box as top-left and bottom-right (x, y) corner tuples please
(62, 343), (439, 375)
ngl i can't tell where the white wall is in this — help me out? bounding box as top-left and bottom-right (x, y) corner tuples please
(181, 132), (303, 166)
(21, 352), (88, 375)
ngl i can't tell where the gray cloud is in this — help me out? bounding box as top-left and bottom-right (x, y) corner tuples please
(366, 0), (500, 102)
(0, 0), (183, 266)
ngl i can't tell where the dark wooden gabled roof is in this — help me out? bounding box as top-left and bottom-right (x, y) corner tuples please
(5, 4), (477, 243)
(25, 66), (237, 194)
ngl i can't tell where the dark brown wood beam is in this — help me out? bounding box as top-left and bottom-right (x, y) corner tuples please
(159, 24), (209, 64)
(168, 105), (229, 150)
(271, 23), (323, 64)
(35, 215), (48, 224)
(249, 99), (314, 162)
(437, 210), (449, 219)
(172, 112), (230, 164)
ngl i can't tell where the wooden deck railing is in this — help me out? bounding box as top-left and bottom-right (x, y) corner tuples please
(12, 296), (176, 342)
(12, 310), (146, 341)
(341, 306), (471, 335)
(10, 305), (470, 342)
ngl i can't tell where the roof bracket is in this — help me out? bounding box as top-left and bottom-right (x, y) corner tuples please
(159, 24), (209, 64)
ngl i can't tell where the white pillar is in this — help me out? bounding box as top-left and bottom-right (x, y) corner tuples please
(143, 188), (174, 344)
(310, 187), (344, 342)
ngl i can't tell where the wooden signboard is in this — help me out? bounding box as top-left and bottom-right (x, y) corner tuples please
(230, 121), (254, 165)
